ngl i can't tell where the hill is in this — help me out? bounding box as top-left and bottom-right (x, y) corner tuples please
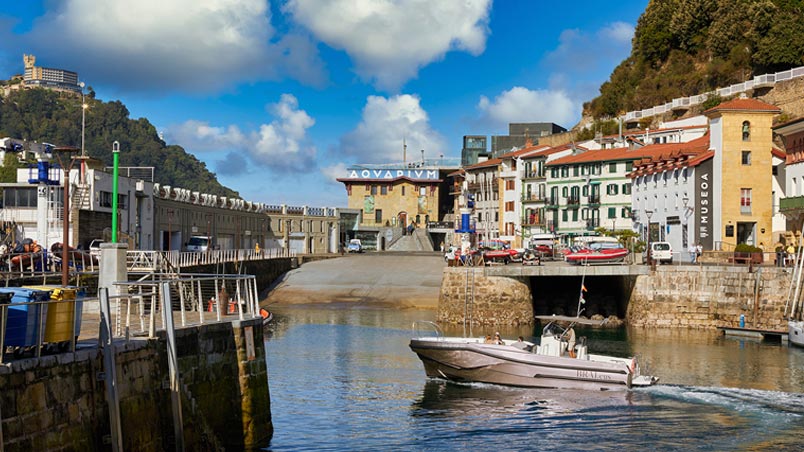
(0, 88), (239, 198)
(585, 0), (804, 120)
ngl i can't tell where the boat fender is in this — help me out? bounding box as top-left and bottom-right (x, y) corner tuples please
(629, 358), (636, 375)
(260, 308), (270, 319)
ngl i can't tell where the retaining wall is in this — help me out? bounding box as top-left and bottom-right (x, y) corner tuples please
(438, 268), (534, 326)
(0, 318), (272, 451)
(628, 266), (790, 330)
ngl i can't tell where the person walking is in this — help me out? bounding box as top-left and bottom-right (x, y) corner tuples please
(688, 243), (697, 263)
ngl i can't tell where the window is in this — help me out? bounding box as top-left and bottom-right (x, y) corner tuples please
(419, 186), (427, 196)
(621, 207), (631, 218)
(773, 165), (778, 176)
(505, 201), (515, 212)
(573, 165), (579, 176)
(402, 186), (406, 196)
(505, 180), (515, 190)
(381, 185), (388, 195)
(561, 167), (569, 177)
(608, 207), (616, 219)
(375, 209), (383, 223)
(370, 185), (378, 195)
(562, 186), (569, 197)
(478, 212), (482, 221)
(625, 162), (633, 172)
(582, 185), (589, 196)
(572, 209), (578, 221)
(742, 151), (751, 165)
(609, 162), (617, 173)
(741, 188), (752, 213)
(742, 121), (750, 141)
(551, 168), (559, 178)
(622, 183), (631, 195)
(99, 191), (128, 209)
(2, 187), (39, 207)
(494, 212), (499, 222)
(562, 210), (568, 221)
(607, 184), (619, 196)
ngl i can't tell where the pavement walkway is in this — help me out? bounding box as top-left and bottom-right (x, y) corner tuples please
(264, 252), (444, 309)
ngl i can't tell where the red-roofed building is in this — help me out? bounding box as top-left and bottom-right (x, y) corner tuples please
(630, 95), (782, 258)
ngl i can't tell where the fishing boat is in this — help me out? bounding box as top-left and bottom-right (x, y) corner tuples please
(564, 246), (629, 265)
(409, 267), (658, 390)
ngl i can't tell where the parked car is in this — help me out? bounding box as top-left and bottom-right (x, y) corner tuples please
(649, 241), (673, 264)
(347, 239), (363, 253)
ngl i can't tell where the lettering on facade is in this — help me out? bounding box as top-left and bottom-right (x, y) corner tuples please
(348, 169), (439, 180)
(695, 159), (714, 249)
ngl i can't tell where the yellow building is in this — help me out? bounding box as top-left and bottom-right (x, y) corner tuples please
(706, 96), (781, 248)
(337, 164), (456, 229)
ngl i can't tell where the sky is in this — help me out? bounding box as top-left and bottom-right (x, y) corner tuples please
(0, 0), (649, 208)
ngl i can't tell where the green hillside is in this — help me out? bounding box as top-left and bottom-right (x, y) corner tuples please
(0, 88), (239, 198)
(586, 0), (804, 119)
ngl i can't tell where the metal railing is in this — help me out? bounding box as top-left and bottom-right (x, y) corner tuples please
(623, 65), (804, 122)
(126, 248), (295, 271)
(0, 250), (100, 279)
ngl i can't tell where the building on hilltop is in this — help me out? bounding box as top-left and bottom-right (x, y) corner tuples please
(21, 54), (82, 94)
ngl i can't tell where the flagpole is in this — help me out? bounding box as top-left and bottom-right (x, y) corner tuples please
(576, 264), (587, 318)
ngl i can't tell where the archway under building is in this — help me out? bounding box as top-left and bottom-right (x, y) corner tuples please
(529, 275), (637, 320)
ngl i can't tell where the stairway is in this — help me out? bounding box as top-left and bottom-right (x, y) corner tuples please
(388, 228), (434, 252)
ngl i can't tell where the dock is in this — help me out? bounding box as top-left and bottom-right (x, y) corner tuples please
(719, 326), (788, 342)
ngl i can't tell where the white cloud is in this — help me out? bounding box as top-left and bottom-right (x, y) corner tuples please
(165, 94), (316, 172)
(338, 94), (446, 162)
(18, 0), (323, 92)
(321, 163), (349, 184)
(477, 87), (577, 130)
(473, 21), (635, 129)
(284, 0), (492, 90)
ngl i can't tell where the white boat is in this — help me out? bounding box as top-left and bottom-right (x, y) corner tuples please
(784, 245), (804, 348)
(790, 320), (804, 348)
(409, 316), (658, 391)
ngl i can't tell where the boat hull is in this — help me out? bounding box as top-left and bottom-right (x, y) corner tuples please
(410, 338), (637, 391)
(565, 249), (628, 265)
(789, 321), (804, 348)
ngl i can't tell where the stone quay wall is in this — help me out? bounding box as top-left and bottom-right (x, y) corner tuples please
(438, 266), (791, 330)
(628, 266), (790, 330)
(438, 268), (534, 326)
(0, 318), (272, 451)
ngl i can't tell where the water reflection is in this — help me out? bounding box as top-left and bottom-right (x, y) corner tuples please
(264, 303), (804, 451)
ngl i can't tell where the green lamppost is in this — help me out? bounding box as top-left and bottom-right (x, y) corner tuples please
(111, 141), (120, 243)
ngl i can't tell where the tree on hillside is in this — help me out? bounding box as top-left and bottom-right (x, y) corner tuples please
(0, 89), (239, 198)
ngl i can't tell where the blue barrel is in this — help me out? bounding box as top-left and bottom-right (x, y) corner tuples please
(739, 314), (745, 328)
(0, 288), (50, 348)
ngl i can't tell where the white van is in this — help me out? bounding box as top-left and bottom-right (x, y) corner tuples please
(649, 241), (673, 264)
(186, 235), (213, 252)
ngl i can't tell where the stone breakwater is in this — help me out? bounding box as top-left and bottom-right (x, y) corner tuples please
(439, 266), (791, 330)
(438, 268), (534, 326)
(628, 266), (789, 331)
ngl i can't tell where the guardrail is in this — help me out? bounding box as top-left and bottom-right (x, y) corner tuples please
(0, 250), (99, 280)
(623, 65), (804, 122)
(126, 248), (295, 271)
(0, 273), (262, 363)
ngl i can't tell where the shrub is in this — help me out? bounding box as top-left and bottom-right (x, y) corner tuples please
(734, 243), (761, 253)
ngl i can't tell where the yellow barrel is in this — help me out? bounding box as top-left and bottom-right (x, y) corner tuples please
(24, 286), (80, 343)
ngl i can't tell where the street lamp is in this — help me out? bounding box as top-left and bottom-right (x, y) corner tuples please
(52, 146), (79, 287)
(111, 141), (120, 243)
(645, 209), (654, 267)
(79, 82), (88, 184)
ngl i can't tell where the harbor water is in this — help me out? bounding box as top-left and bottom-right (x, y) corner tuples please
(264, 304), (804, 451)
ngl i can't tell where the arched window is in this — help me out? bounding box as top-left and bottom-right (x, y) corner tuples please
(742, 121), (750, 141)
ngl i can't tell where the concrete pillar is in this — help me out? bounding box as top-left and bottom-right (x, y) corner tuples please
(99, 243), (128, 299)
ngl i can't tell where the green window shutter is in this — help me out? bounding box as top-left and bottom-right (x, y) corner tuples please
(608, 207), (616, 219)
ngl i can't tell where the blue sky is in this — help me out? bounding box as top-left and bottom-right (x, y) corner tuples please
(0, 0), (648, 207)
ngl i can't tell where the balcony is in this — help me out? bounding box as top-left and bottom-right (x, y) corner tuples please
(467, 179), (499, 192)
(567, 196), (581, 209)
(585, 218), (600, 231)
(546, 197), (560, 210)
(588, 194), (601, 207)
(522, 193), (546, 203)
(522, 171), (546, 181)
